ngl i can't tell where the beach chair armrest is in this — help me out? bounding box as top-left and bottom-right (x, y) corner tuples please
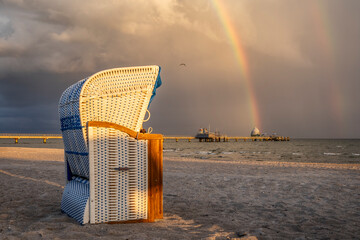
(87, 121), (163, 141)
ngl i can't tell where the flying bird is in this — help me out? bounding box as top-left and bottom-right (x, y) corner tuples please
(179, 63), (186, 67)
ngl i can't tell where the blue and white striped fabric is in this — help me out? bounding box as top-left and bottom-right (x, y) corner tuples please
(59, 78), (90, 178)
(61, 177), (89, 224)
(59, 78), (90, 224)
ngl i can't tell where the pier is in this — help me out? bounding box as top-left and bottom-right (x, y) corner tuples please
(193, 128), (289, 142)
(0, 134), (62, 144)
(163, 136), (290, 142)
(179, 136), (290, 142)
(0, 134), (289, 144)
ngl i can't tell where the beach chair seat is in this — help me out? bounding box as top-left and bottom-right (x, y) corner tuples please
(59, 66), (163, 224)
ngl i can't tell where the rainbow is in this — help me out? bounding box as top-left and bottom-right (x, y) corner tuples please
(308, 1), (344, 133)
(211, 0), (261, 130)
(309, 1), (334, 60)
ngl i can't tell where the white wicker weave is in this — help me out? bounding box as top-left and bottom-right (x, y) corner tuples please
(80, 66), (161, 143)
(59, 66), (161, 224)
(88, 126), (148, 223)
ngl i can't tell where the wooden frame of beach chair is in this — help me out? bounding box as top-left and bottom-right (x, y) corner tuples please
(59, 66), (163, 224)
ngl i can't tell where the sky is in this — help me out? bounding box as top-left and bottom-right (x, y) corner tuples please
(0, 0), (359, 138)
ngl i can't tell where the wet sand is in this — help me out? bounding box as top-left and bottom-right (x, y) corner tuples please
(0, 147), (359, 239)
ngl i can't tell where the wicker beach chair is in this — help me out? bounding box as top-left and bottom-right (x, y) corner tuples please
(59, 66), (163, 224)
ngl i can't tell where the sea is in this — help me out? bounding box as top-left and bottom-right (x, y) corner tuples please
(0, 138), (359, 164)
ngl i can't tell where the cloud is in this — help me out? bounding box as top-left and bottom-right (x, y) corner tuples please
(0, 15), (14, 39)
(0, 0), (222, 73)
(0, 0), (359, 137)
(216, 0), (312, 66)
(0, 40), (24, 57)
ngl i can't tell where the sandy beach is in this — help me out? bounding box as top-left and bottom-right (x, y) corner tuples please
(0, 147), (359, 239)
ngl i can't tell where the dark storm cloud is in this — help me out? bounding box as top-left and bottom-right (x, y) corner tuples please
(0, 0), (359, 137)
(0, 71), (86, 107)
(0, 71), (89, 133)
(0, 104), (60, 133)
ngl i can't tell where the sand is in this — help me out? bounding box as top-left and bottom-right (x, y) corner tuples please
(0, 147), (359, 239)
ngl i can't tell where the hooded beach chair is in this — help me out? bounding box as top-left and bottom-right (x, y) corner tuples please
(59, 66), (163, 224)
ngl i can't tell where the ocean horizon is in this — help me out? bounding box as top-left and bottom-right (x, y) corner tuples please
(1, 138), (359, 165)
